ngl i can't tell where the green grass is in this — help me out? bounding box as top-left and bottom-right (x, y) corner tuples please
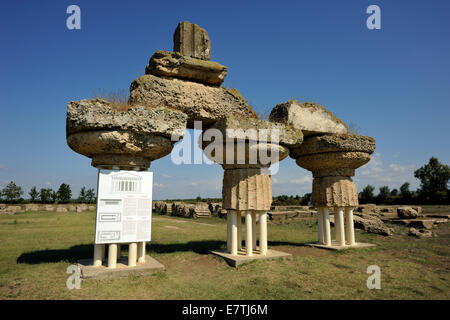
(0, 210), (449, 299)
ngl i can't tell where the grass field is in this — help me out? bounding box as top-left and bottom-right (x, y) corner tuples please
(0, 210), (449, 300)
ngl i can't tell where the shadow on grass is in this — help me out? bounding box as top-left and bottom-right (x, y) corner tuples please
(17, 244), (93, 264)
(16, 240), (227, 264)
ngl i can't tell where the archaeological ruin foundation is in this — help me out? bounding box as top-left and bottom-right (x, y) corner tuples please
(66, 21), (376, 271)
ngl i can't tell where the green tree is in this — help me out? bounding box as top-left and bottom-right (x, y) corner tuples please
(377, 186), (391, 204)
(39, 188), (52, 203)
(57, 184), (72, 203)
(414, 157), (450, 202)
(1, 181), (23, 203)
(50, 189), (58, 203)
(359, 185), (375, 203)
(400, 182), (411, 198)
(390, 188), (398, 196)
(300, 193), (312, 206)
(29, 186), (39, 203)
(78, 187), (86, 203)
(85, 188), (96, 203)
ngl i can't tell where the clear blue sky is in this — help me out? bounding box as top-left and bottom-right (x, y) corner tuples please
(1, 0), (449, 200)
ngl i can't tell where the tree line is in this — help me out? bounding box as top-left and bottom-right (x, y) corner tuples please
(0, 183), (96, 204)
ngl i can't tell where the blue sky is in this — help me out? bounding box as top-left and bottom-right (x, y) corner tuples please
(1, 0), (449, 200)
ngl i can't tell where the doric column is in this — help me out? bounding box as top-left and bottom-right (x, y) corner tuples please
(128, 242), (137, 267)
(227, 213), (231, 252)
(108, 243), (117, 268)
(335, 207), (346, 246)
(237, 211), (242, 251)
(230, 211), (238, 255)
(137, 242), (146, 263)
(323, 208), (331, 246)
(93, 244), (104, 267)
(245, 211), (253, 256)
(259, 212), (268, 255)
(252, 210), (257, 251)
(345, 207), (356, 245)
(317, 208), (324, 245)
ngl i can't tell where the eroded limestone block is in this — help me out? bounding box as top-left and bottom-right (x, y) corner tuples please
(67, 99), (187, 138)
(146, 51), (227, 86)
(66, 98), (187, 169)
(222, 167), (272, 210)
(208, 115), (303, 147)
(397, 206), (419, 219)
(269, 100), (348, 137)
(129, 74), (257, 128)
(173, 21), (211, 60)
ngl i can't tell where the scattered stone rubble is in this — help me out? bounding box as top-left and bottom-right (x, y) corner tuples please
(0, 203), (96, 214)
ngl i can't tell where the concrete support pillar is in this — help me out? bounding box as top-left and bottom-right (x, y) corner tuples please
(107, 243), (117, 268)
(237, 211), (242, 251)
(230, 211), (238, 256)
(128, 242), (137, 267)
(323, 208), (331, 246)
(317, 208), (324, 245)
(335, 207), (346, 246)
(117, 244), (121, 259)
(93, 244), (104, 267)
(251, 210), (257, 251)
(137, 242), (146, 263)
(259, 212), (268, 255)
(345, 207), (356, 246)
(227, 213), (231, 252)
(245, 211), (253, 256)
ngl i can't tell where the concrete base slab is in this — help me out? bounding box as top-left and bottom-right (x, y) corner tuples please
(305, 240), (376, 251)
(78, 255), (165, 279)
(210, 248), (292, 267)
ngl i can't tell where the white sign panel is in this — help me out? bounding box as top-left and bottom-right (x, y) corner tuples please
(94, 169), (153, 244)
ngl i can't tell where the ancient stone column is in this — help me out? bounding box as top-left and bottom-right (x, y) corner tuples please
(269, 100), (375, 248)
(292, 134), (376, 247)
(200, 115), (303, 257)
(66, 98), (187, 268)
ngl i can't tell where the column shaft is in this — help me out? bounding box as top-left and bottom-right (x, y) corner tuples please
(336, 207), (346, 246)
(345, 207), (356, 246)
(137, 242), (146, 263)
(93, 244), (104, 267)
(323, 208), (331, 246)
(317, 208), (324, 244)
(107, 243), (117, 268)
(245, 211), (253, 256)
(227, 213), (231, 252)
(237, 211), (242, 251)
(128, 242), (137, 267)
(230, 211), (238, 255)
(259, 212), (268, 255)
(252, 210), (257, 251)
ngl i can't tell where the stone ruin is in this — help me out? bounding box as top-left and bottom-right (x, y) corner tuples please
(66, 21), (376, 268)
